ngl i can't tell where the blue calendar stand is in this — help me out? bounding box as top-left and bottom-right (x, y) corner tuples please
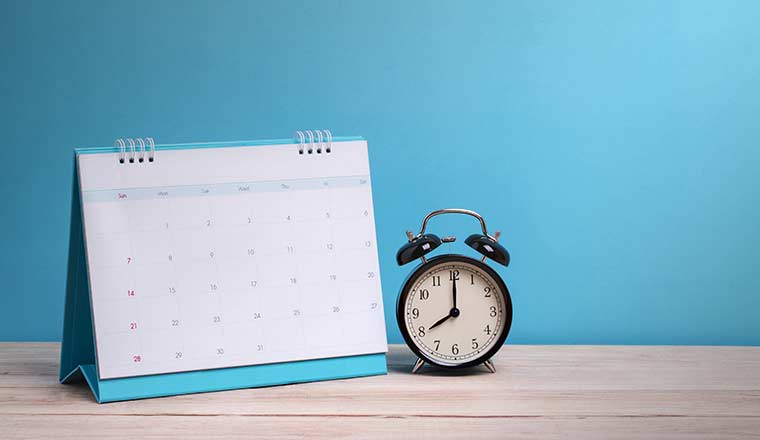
(60, 140), (388, 403)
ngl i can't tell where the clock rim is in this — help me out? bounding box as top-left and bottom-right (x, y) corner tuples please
(396, 254), (513, 369)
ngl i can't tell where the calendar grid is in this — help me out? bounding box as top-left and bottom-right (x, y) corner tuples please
(80, 153), (386, 379)
(124, 204), (144, 367)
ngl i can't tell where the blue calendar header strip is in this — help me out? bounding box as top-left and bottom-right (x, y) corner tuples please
(83, 175), (370, 202)
(74, 136), (365, 155)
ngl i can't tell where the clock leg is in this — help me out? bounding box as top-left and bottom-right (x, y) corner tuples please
(412, 358), (426, 374)
(483, 359), (496, 373)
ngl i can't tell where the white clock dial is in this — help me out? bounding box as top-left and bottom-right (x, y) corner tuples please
(400, 257), (510, 367)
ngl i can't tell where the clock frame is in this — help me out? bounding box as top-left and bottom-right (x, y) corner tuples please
(397, 254), (513, 370)
(395, 208), (513, 373)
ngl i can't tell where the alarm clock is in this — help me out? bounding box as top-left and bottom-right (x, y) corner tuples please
(395, 209), (512, 373)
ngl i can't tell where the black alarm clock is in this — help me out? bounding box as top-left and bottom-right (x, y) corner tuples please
(396, 209), (512, 373)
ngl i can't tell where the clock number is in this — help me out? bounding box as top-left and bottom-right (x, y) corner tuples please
(434, 340), (441, 351)
(418, 326), (426, 337)
(419, 289), (430, 300)
(484, 324), (492, 335)
(490, 306), (497, 317)
(484, 287), (492, 297)
(451, 344), (459, 355)
(412, 308), (420, 319)
(432, 276), (441, 287)
(471, 338), (479, 349)
(449, 270), (459, 281)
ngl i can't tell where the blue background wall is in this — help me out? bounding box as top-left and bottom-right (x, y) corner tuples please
(1, 0), (759, 344)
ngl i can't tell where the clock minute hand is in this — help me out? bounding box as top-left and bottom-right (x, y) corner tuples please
(452, 276), (457, 309)
(428, 314), (451, 330)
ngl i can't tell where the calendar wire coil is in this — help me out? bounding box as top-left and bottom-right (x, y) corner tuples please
(294, 129), (332, 155)
(115, 137), (155, 164)
(115, 131), (332, 163)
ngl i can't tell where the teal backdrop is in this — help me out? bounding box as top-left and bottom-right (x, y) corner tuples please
(1, 0), (759, 344)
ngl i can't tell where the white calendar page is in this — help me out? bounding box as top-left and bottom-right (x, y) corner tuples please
(77, 140), (387, 379)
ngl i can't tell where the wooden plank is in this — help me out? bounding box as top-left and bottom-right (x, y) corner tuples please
(2, 415), (760, 440)
(0, 343), (758, 439)
(4, 343), (760, 391)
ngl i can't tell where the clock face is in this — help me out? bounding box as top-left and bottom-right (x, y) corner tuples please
(397, 255), (512, 368)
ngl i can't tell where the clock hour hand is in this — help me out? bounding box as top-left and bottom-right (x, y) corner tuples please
(430, 278), (462, 331)
(428, 314), (451, 330)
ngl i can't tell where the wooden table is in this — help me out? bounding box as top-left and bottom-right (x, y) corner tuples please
(1, 343), (759, 439)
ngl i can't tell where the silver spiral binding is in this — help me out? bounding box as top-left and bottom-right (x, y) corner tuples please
(146, 137), (155, 162)
(305, 130), (314, 154)
(115, 139), (126, 163)
(136, 138), (145, 163)
(295, 131), (306, 154)
(315, 130), (323, 153)
(293, 129), (333, 155)
(114, 137), (157, 164)
(323, 129), (332, 153)
(126, 138), (136, 163)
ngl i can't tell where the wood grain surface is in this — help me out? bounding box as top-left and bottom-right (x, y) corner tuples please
(1, 343), (758, 439)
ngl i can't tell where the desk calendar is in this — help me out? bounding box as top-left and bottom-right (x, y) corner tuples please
(60, 133), (388, 402)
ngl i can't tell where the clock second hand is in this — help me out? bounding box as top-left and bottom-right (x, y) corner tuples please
(429, 276), (461, 330)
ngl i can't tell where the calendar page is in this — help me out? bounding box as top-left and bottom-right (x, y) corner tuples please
(77, 140), (387, 379)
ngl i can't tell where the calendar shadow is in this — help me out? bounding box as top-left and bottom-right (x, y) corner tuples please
(59, 375), (100, 403)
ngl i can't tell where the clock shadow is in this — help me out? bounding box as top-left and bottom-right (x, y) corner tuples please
(387, 345), (497, 376)
(387, 362), (494, 377)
